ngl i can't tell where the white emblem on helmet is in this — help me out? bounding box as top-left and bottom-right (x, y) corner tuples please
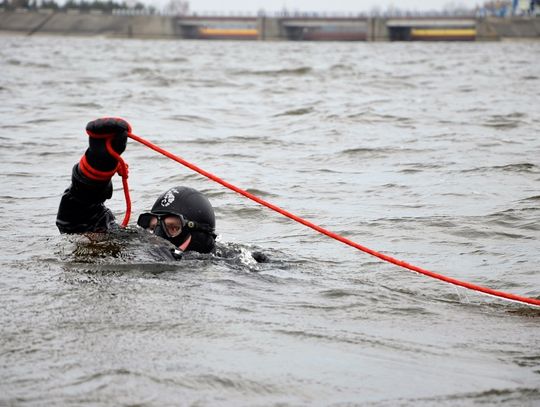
(161, 189), (178, 207)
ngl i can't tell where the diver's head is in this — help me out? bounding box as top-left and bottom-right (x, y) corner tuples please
(137, 186), (216, 254)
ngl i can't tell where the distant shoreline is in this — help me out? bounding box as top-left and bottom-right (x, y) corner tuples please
(1, 10), (538, 41)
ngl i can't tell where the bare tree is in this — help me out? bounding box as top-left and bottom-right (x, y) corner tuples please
(164, 0), (189, 16)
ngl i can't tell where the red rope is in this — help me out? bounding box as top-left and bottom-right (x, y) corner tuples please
(123, 132), (540, 307)
(79, 155), (118, 181)
(105, 139), (131, 227)
(84, 125), (131, 227)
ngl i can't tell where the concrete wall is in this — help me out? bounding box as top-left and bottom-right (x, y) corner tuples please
(0, 10), (52, 34)
(369, 18), (390, 41)
(0, 10), (175, 38)
(476, 18), (501, 40)
(258, 16), (283, 40)
(476, 17), (540, 40)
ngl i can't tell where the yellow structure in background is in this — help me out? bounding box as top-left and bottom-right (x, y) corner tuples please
(198, 27), (258, 39)
(411, 28), (476, 40)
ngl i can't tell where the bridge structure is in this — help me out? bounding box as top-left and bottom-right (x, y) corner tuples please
(174, 15), (538, 42)
(1, 9), (539, 41)
(176, 15), (478, 41)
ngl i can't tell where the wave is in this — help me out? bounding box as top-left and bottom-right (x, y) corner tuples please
(461, 163), (537, 174)
(340, 146), (423, 158)
(167, 114), (215, 125)
(274, 107), (315, 116)
(232, 66), (312, 76)
(481, 113), (527, 129)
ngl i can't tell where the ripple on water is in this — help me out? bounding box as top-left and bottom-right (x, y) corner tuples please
(481, 113), (528, 130)
(232, 66), (312, 76)
(274, 106), (315, 117)
(461, 163), (538, 174)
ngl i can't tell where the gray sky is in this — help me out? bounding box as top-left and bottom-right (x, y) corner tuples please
(148, 1), (481, 13)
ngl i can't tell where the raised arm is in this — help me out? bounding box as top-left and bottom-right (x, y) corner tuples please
(56, 117), (130, 233)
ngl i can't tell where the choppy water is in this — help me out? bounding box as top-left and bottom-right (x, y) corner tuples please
(1, 35), (539, 405)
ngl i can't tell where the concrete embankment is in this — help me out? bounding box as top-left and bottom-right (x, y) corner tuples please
(0, 10), (176, 38)
(1, 10), (539, 41)
(476, 17), (540, 40)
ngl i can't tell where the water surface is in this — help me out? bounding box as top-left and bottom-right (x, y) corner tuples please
(1, 36), (539, 405)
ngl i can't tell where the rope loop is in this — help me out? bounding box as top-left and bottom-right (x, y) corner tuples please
(86, 130), (116, 139)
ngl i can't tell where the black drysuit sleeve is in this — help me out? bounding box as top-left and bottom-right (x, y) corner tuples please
(56, 164), (117, 233)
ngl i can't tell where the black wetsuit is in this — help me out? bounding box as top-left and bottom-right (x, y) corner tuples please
(56, 164), (117, 234)
(57, 163), (268, 263)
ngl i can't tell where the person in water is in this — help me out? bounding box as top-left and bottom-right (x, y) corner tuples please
(56, 117), (217, 259)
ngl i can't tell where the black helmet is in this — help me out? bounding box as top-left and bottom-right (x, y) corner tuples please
(146, 186), (216, 253)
